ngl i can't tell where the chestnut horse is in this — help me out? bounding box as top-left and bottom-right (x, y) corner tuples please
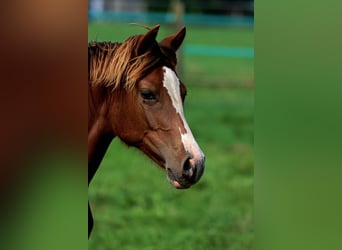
(88, 25), (205, 236)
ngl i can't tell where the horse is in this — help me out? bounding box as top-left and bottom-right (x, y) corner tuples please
(88, 25), (205, 237)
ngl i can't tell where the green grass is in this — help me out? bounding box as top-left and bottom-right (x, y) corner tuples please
(88, 22), (254, 250)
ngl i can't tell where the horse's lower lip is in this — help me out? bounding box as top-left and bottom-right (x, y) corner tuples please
(172, 180), (190, 189)
(168, 174), (191, 189)
(167, 168), (191, 189)
(172, 180), (182, 188)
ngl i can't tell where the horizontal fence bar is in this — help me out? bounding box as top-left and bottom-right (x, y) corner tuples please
(88, 11), (254, 27)
(184, 45), (254, 59)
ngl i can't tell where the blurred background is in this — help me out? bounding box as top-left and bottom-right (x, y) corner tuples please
(88, 1), (253, 249)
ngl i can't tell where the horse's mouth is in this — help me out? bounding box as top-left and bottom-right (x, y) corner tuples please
(148, 154), (192, 189)
(146, 153), (191, 189)
(137, 144), (199, 189)
(166, 168), (192, 189)
(146, 152), (194, 189)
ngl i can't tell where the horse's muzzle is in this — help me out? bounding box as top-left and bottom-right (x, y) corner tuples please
(167, 156), (205, 189)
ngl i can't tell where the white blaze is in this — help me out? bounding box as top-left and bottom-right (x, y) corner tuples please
(162, 66), (204, 163)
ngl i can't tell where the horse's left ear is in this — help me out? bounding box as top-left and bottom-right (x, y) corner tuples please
(159, 26), (186, 52)
(136, 24), (160, 55)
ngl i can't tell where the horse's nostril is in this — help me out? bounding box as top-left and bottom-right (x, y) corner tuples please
(182, 158), (193, 177)
(183, 158), (191, 171)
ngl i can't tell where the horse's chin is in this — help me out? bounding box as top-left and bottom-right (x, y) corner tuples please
(149, 156), (188, 189)
(152, 157), (191, 189)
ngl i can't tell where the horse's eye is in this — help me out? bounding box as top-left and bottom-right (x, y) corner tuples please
(140, 89), (156, 101)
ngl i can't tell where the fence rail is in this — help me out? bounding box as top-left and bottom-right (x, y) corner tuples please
(88, 11), (254, 28)
(185, 45), (253, 58)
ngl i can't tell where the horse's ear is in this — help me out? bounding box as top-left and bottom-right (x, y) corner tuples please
(136, 24), (160, 55)
(159, 26), (186, 52)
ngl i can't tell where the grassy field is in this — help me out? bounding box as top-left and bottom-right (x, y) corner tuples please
(88, 23), (254, 250)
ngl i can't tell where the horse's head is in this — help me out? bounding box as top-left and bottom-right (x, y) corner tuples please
(109, 25), (205, 189)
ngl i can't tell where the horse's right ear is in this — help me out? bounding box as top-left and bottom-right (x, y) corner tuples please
(136, 24), (160, 55)
(159, 26), (186, 52)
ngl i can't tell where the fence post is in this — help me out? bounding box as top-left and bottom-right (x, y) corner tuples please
(171, 0), (185, 78)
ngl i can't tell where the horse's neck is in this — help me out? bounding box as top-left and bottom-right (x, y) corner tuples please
(88, 84), (114, 182)
(88, 84), (112, 128)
